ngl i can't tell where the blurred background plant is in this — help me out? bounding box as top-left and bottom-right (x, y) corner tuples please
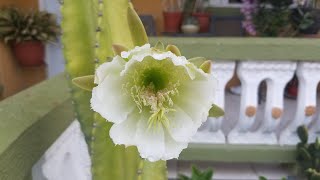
(0, 7), (60, 44)
(241, 0), (258, 36)
(241, 0), (319, 37)
(0, 7), (60, 66)
(162, 0), (211, 33)
(253, 0), (295, 37)
(162, 0), (185, 12)
(178, 166), (214, 180)
(292, 0), (320, 35)
(296, 125), (320, 180)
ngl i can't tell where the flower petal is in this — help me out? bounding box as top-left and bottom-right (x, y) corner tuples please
(120, 47), (198, 80)
(163, 131), (188, 160)
(177, 75), (216, 123)
(94, 56), (126, 84)
(121, 44), (151, 59)
(166, 106), (196, 143)
(134, 119), (165, 162)
(91, 75), (135, 124)
(109, 109), (140, 146)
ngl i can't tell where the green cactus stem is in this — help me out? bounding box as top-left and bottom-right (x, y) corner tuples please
(90, 0), (140, 179)
(138, 160), (168, 180)
(63, 0), (167, 179)
(61, 0), (96, 144)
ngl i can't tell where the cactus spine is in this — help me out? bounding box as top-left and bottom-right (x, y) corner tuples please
(62, 0), (167, 179)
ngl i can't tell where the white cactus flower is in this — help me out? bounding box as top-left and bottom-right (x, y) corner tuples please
(90, 44), (216, 162)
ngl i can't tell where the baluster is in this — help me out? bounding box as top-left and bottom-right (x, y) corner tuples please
(256, 62), (296, 144)
(229, 61), (296, 144)
(280, 62), (320, 145)
(192, 61), (235, 143)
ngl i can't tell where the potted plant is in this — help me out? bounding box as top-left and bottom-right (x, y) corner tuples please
(292, 0), (320, 37)
(162, 0), (184, 33)
(181, 0), (200, 34)
(252, 0), (296, 37)
(192, 0), (211, 33)
(181, 16), (200, 34)
(0, 8), (60, 66)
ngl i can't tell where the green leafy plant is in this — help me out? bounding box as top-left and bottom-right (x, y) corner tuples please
(259, 176), (287, 180)
(179, 166), (214, 180)
(296, 125), (320, 180)
(0, 7), (60, 44)
(291, 1), (319, 35)
(253, 0), (296, 37)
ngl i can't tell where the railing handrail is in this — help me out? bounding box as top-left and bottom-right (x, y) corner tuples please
(151, 37), (320, 61)
(0, 74), (74, 179)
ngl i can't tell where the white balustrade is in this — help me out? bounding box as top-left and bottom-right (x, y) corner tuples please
(192, 61), (236, 143)
(280, 62), (320, 145)
(228, 61), (296, 144)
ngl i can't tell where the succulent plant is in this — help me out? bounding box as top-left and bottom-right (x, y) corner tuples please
(178, 166), (214, 180)
(0, 7), (60, 44)
(61, 0), (165, 180)
(296, 125), (320, 180)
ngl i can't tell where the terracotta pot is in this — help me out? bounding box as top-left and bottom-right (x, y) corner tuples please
(192, 13), (211, 33)
(12, 41), (45, 67)
(163, 12), (182, 33)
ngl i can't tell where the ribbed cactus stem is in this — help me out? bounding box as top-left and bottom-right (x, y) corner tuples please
(138, 160), (168, 180)
(62, 1), (167, 179)
(61, 0), (96, 144)
(90, 0), (140, 179)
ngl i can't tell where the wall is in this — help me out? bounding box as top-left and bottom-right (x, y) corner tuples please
(132, 0), (164, 35)
(0, 0), (45, 100)
(0, 44), (46, 100)
(0, 0), (37, 9)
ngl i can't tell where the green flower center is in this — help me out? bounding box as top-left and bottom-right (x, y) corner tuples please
(142, 68), (168, 91)
(124, 60), (185, 129)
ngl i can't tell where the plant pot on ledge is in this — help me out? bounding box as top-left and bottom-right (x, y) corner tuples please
(163, 11), (183, 33)
(192, 12), (211, 33)
(0, 8), (60, 67)
(12, 41), (45, 67)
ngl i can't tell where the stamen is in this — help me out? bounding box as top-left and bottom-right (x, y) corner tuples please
(125, 79), (180, 130)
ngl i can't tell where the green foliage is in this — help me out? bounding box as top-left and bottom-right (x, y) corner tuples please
(0, 7), (60, 43)
(259, 176), (287, 180)
(296, 125), (320, 180)
(259, 176), (268, 180)
(179, 166), (214, 180)
(253, 0), (318, 36)
(291, 8), (315, 31)
(253, 1), (295, 37)
(183, 0), (197, 16)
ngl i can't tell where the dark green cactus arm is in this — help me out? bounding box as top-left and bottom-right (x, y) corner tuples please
(61, 0), (96, 144)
